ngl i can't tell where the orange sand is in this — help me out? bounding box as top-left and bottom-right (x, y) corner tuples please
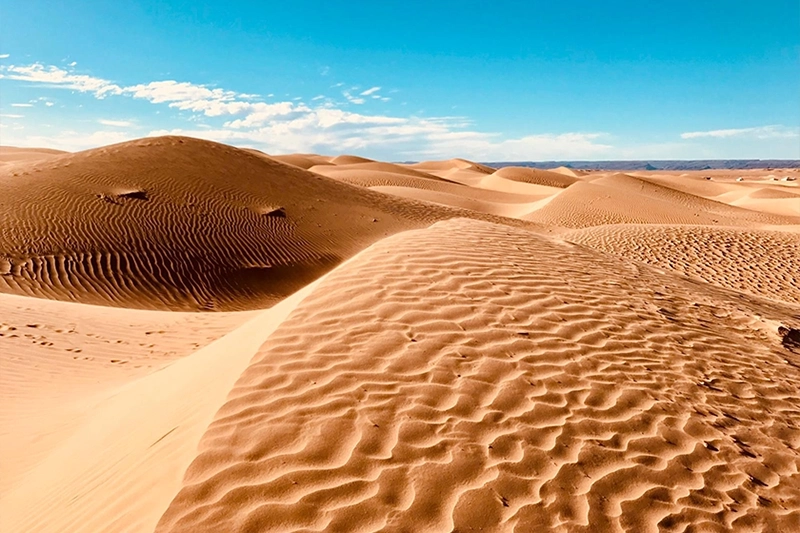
(2, 137), (799, 532)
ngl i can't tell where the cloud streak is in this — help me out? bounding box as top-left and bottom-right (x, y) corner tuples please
(680, 125), (799, 140)
(1, 61), (615, 159)
(98, 119), (134, 127)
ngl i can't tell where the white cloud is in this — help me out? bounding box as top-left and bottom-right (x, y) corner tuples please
(1, 63), (122, 97)
(45, 101), (54, 107)
(0, 54), (9, 59)
(68, 61), (77, 67)
(98, 119), (134, 127)
(1, 113), (24, 118)
(2, 60), (618, 160)
(681, 125), (799, 140)
(223, 101), (308, 128)
(342, 91), (365, 105)
(11, 103), (33, 107)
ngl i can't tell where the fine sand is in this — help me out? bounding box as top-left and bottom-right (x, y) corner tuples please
(2, 136), (799, 532)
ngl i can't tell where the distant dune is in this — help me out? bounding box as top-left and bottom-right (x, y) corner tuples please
(487, 159), (800, 170)
(3, 136), (800, 533)
(493, 166), (580, 188)
(0, 146), (68, 164)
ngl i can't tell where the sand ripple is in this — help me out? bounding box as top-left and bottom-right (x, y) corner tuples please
(157, 218), (800, 532)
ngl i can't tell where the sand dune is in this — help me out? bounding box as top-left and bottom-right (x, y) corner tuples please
(522, 174), (800, 229)
(493, 166), (580, 188)
(156, 218), (800, 532)
(268, 153), (334, 169)
(0, 145), (68, 164)
(551, 166), (589, 178)
(408, 157), (496, 175)
(0, 136), (538, 311)
(309, 161), (454, 182)
(330, 154), (377, 165)
(0, 292), (254, 495)
(565, 224), (800, 305)
(0, 283), (316, 533)
(4, 139), (800, 533)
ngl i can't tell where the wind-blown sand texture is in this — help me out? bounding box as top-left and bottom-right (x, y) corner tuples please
(2, 137), (799, 533)
(0, 137), (535, 311)
(157, 219), (800, 532)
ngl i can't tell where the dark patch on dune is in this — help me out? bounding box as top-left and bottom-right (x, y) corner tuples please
(780, 325), (800, 351)
(262, 206), (286, 218)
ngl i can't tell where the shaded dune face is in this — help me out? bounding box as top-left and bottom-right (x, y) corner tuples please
(0, 137), (453, 311)
(156, 219), (800, 533)
(0, 137), (543, 311)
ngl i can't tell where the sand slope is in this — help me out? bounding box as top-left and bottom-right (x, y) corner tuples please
(156, 218), (800, 533)
(0, 292), (254, 495)
(0, 136), (538, 311)
(493, 166), (580, 188)
(523, 174), (800, 229)
(0, 283), (319, 533)
(5, 142), (800, 533)
(268, 153), (334, 169)
(565, 224), (800, 305)
(0, 146), (68, 164)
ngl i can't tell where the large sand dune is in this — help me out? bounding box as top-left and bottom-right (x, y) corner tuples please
(156, 218), (800, 532)
(0, 137), (535, 311)
(2, 138), (799, 532)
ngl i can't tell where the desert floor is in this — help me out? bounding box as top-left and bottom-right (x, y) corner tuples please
(1, 136), (799, 532)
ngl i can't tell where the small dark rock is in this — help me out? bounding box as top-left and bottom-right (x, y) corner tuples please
(119, 190), (148, 201)
(263, 207), (287, 218)
(779, 326), (800, 349)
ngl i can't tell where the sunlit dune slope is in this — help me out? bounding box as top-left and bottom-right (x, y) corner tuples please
(266, 153), (334, 169)
(408, 157), (496, 174)
(565, 224), (800, 305)
(0, 146), (69, 164)
(493, 166), (580, 188)
(157, 218), (800, 533)
(523, 174), (800, 228)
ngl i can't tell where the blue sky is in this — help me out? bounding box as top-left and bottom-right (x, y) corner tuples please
(1, 0), (798, 160)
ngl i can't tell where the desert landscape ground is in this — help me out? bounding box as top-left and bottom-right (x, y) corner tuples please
(1, 136), (800, 532)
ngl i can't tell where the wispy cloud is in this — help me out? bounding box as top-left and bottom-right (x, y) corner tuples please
(1, 60), (615, 159)
(1, 113), (24, 118)
(680, 125), (799, 140)
(1, 63), (122, 96)
(98, 119), (134, 127)
(342, 91), (365, 105)
(0, 54), (9, 59)
(11, 103), (33, 107)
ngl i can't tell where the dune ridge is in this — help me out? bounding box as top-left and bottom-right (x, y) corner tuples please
(0, 136), (540, 311)
(522, 174), (800, 229)
(156, 218), (800, 533)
